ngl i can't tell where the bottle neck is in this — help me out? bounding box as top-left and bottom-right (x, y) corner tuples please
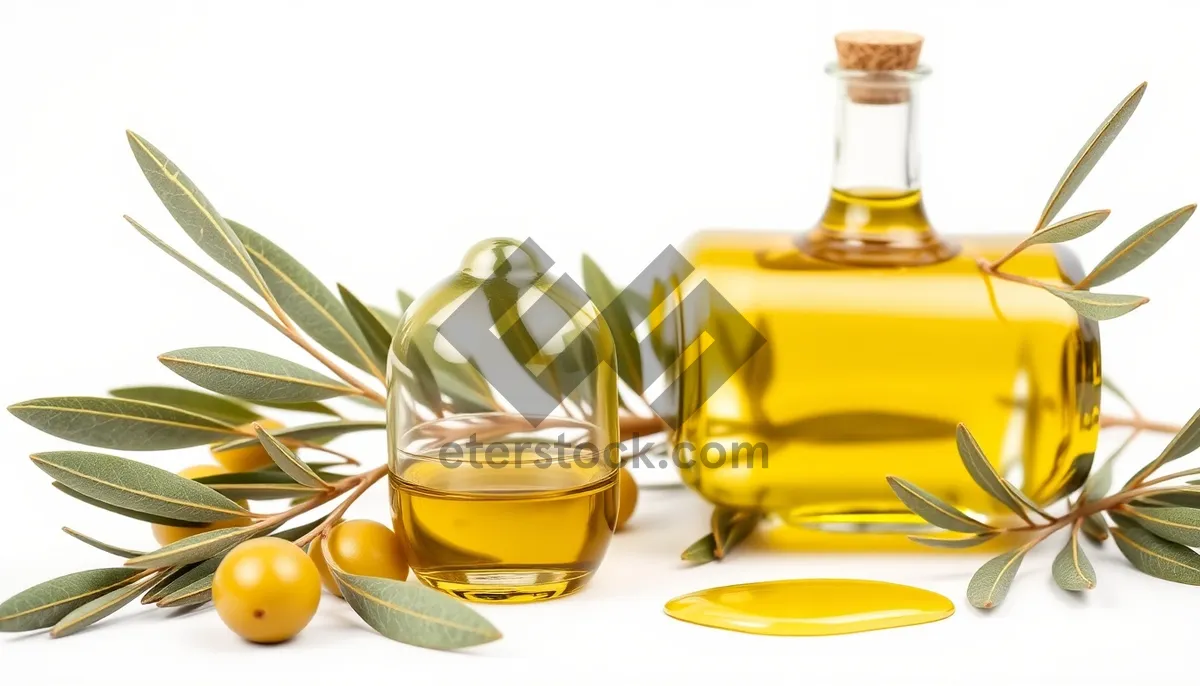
(804, 67), (955, 266)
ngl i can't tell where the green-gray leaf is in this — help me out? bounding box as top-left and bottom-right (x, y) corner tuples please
(325, 545), (501, 649)
(1043, 452), (1095, 504)
(1125, 506), (1200, 546)
(681, 533), (717, 564)
(711, 508), (760, 559)
(1052, 530), (1096, 591)
(193, 470), (327, 500)
(125, 525), (264, 569)
(145, 557), (223, 605)
(254, 424), (329, 489)
(1127, 407), (1200, 486)
(1077, 204), (1196, 289)
(31, 451), (249, 523)
(252, 399), (343, 417)
(211, 420), (385, 455)
(1034, 82), (1146, 231)
(50, 577), (151, 638)
(1039, 286), (1148, 321)
(62, 527), (144, 559)
(1112, 525), (1200, 585)
(886, 476), (994, 534)
(1082, 431), (1138, 502)
(8, 396), (240, 451)
(1102, 376), (1138, 414)
(109, 385), (261, 425)
(1082, 513), (1110, 544)
(125, 132), (274, 303)
(0, 568), (143, 632)
(123, 216), (290, 336)
(967, 547), (1030, 609)
(229, 220), (381, 379)
(908, 532), (999, 548)
(1016, 209), (1110, 251)
(582, 255), (643, 394)
(396, 289), (415, 313)
(52, 482), (209, 527)
(1135, 486), (1200, 509)
(1003, 478), (1054, 521)
(156, 572), (217, 608)
(140, 565), (190, 605)
(159, 346), (360, 403)
(337, 283), (392, 373)
(956, 423), (1032, 523)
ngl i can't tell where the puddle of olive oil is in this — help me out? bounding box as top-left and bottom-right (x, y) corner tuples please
(390, 444), (618, 603)
(664, 579), (954, 636)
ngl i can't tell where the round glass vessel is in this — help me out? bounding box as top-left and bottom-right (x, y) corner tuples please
(387, 238), (621, 602)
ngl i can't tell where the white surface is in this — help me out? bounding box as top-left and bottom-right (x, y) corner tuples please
(2, 0), (1199, 683)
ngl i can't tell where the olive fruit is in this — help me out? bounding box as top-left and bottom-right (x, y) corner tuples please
(615, 467), (638, 530)
(308, 519), (409, 597)
(212, 537), (321, 644)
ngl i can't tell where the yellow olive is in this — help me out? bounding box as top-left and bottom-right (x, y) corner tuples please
(151, 464), (251, 546)
(212, 537), (320, 644)
(309, 519), (409, 597)
(211, 418), (285, 472)
(615, 467), (638, 531)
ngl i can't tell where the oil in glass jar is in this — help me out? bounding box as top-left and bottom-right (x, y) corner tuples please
(388, 239), (621, 602)
(676, 31), (1101, 538)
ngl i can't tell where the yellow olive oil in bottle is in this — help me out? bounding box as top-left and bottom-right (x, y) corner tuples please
(677, 31), (1101, 540)
(388, 239), (621, 602)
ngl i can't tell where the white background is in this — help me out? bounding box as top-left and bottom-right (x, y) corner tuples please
(2, 0), (1199, 683)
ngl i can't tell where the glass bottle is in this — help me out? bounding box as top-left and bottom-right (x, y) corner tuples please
(676, 31), (1101, 538)
(387, 238), (621, 601)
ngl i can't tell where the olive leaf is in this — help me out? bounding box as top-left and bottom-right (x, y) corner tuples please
(337, 283), (392, 372)
(159, 346), (361, 403)
(1003, 478), (1054, 521)
(396, 289), (415, 313)
(1082, 431), (1139, 503)
(8, 396), (240, 451)
(50, 576), (152, 638)
(126, 132), (276, 306)
(886, 476), (994, 533)
(582, 254), (643, 394)
(0, 568), (143, 632)
(1013, 209), (1111, 252)
(1082, 513), (1110, 544)
(908, 532), (999, 548)
(322, 539), (501, 649)
(52, 483), (207, 527)
(123, 216), (290, 336)
(370, 306), (401, 335)
(967, 546), (1031, 609)
(956, 424), (1033, 523)
(1112, 525), (1200, 586)
(108, 385), (261, 425)
(711, 508), (761, 559)
(61, 527), (144, 559)
(1127, 407), (1200, 486)
(228, 220), (381, 379)
(252, 399), (343, 417)
(1034, 82), (1146, 231)
(125, 525), (266, 569)
(1124, 506), (1200, 546)
(1135, 486), (1200, 509)
(1042, 452), (1096, 504)
(253, 424), (329, 489)
(1076, 204), (1196, 289)
(1039, 286), (1148, 321)
(1052, 529), (1097, 591)
(191, 471), (325, 500)
(156, 573), (216, 608)
(211, 419), (385, 454)
(140, 565), (193, 605)
(31, 451), (249, 523)
(680, 533), (717, 564)
(399, 344), (445, 417)
(1101, 376), (1138, 414)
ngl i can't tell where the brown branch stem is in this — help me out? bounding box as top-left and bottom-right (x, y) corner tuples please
(1098, 415), (1181, 434)
(294, 465), (389, 548)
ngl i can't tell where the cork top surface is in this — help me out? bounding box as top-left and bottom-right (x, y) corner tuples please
(835, 30), (923, 71)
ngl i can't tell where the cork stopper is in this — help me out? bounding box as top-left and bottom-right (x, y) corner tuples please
(834, 30), (923, 104)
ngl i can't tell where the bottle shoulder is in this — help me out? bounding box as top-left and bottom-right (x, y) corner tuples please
(681, 229), (1077, 283)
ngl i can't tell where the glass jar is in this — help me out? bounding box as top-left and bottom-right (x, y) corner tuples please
(387, 238), (621, 602)
(675, 32), (1101, 542)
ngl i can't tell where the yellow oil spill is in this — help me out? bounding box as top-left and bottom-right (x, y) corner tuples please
(664, 579), (954, 636)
